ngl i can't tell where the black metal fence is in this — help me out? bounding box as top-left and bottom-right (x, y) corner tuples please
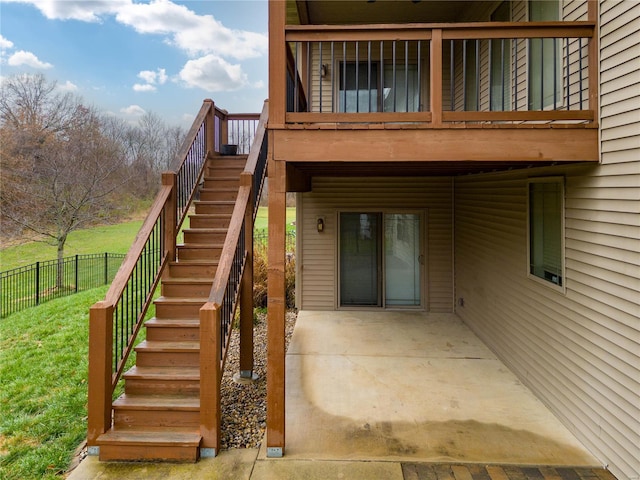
(0, 253), (125, 318)
(254, 231), (296, 253)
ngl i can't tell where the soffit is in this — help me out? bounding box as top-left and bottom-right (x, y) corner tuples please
(287, 0), (495, 25)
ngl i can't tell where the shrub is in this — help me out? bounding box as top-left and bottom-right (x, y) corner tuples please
(253, 242), (295, 309)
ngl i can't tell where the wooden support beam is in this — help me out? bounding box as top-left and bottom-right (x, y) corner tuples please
(587, 0), (599, 131)
(200, 302), (222, 455)
(266, 135), (287, 457)
(430, 29), (443, 126)
(239, 173), (254, 378)
(87, 302), (113, 447)
(269, 0), (287, 128)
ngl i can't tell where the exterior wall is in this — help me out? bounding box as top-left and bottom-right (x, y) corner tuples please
(297, 177), (453, 312)
(454, 4), (640, 478)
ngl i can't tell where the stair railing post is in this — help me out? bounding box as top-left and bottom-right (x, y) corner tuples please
(204, 99), (216, 155)
(239, 173), (255, 378)
(87, 301), (114, 450)
(220, 110), (229, 149)
(162, 172), (177, 265)
(200, 302), (221, 457)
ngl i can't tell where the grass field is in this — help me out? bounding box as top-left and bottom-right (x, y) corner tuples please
(0, 286), (108, 480)
(0, 206), (297, 478)
(254, 206), (296, 234)
(0, 220), (144, 272)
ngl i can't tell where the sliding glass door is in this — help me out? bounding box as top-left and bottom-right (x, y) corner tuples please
(340, 212), (422, 308)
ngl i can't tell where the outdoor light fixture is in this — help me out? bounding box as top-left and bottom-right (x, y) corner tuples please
(320, 64), (328, 78)
(317, 217), (325, 232)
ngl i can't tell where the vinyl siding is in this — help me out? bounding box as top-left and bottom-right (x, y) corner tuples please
(298, 177), (453, 312)
(455, 161), (639, 480)
(454, 3), (640, 476)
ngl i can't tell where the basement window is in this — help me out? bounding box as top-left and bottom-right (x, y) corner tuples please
(528, 178), (564, 288)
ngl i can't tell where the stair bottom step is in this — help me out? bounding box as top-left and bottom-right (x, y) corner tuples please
(98, 428), (201, 462)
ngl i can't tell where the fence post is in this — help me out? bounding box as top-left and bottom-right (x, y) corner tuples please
(75, 255), (79, 293)
(87, 301), (114, 448)
(162, 172), (178, 264)
(35, 261), (40, 306)
(104, 253), (108, 285)
(200, 302), (221, 456)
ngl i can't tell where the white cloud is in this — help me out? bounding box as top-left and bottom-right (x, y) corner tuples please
(8, 50), (53, 69)
(133, 83), (156, 92)
(178, 55), (248, 92)
(58, 80), (78, 92)
(120, 104), (146, 116)
(133, 67), (168, 92)
(0, 35), (14, 50)
(138, 68), (167, 85)
(5, 0), (127, 22)
(8, 0), (267, 60)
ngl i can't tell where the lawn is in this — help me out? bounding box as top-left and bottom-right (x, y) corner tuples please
(0, 220), (144, 272)
(0, 287), (108, 480)
(253, 206), (296, 234)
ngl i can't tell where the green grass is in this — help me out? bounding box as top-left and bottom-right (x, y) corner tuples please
(0, 220), (144, 272)
(0, 287), (108, 480)
(254, 206), (296, 234)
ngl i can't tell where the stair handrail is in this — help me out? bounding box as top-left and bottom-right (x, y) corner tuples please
(199, 99), (269, 454)
(87, 99), (228, 447)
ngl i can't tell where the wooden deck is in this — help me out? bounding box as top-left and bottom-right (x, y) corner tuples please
(401, 464), (617, 480)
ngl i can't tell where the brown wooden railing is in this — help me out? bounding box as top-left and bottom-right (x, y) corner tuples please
(199, 100), (268, 454)
(284, 21), (597, 127)
(87, 99), (252, 447)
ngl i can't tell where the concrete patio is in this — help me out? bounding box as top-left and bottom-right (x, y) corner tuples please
(267, 310), (598, 465)
(69, 310), (603, 479)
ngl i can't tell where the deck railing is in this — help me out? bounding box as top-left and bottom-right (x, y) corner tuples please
(284, 21), (597, 126)
(87, 99), (244, 447)
(199, 100), (268, 455)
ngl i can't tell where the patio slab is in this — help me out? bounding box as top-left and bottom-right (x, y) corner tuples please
(273, 310), (599, 465)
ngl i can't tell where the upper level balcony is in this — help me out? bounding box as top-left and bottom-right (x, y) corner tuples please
(268, 0), (599, 172)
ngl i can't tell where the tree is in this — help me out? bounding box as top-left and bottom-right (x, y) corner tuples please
(0, 74), (128, 287)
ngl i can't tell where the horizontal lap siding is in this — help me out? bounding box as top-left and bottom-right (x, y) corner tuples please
(454, 7), (640, 478)
(455, 161), (639, 480)
(299, 177), (453, 312)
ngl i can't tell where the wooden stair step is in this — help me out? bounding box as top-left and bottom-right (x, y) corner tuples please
(153, 296), (208, 317)
(112, 393), (200, 428)
(136, 340), (199, 352)
(145, 318), (200, 341)
(135, 340), (200, 367)
(124, 365), (200, 380)
(161, 277), (214, 297)
(113, 393), (199, 410)
(98, 427), (201, 462)
(168, 260), (218, 278)
(123, 366), (200, 395)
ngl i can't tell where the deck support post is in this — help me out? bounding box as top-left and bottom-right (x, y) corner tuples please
(200, 302), (221, 456)
(267, 146), (287, 456)
(87, 301), (113, 449)
(239, 173), (255, 379)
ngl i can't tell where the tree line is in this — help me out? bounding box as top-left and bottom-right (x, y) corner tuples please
(0, 73), (186, 265)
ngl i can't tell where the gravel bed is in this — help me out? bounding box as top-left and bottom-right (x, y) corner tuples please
(220, 310), (297, 450)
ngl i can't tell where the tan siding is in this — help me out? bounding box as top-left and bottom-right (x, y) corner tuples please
(454, 162), (640, 480)
(299, 177), (453, 312)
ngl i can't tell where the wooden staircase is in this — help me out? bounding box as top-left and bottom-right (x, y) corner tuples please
(96, 154), (247, 462)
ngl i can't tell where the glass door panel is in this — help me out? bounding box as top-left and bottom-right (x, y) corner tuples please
(340, 213), (381, 306)
(384, 214), (421, 306)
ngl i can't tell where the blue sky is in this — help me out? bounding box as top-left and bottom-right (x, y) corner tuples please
(0, 0), (269, 128)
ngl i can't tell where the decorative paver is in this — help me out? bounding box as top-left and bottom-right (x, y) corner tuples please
(401, 465), (618, 480)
